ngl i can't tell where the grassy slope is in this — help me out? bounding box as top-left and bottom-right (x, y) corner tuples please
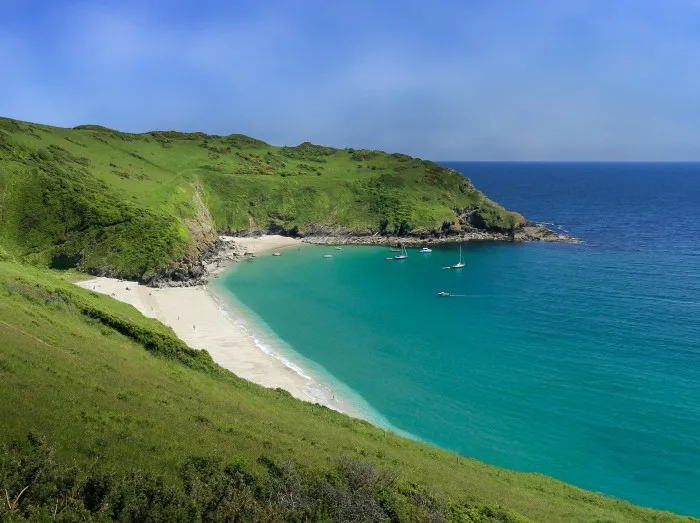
(0, 261), (692, 522)
(0, 117), (521, 281)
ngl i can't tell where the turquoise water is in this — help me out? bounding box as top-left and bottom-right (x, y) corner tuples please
(220, 163), (700, 516)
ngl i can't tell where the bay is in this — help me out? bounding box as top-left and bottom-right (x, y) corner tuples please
(220, 162), (700, 516)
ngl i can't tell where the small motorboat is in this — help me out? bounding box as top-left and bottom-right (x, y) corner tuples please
(437, 291), (451, 297)
(385, 257), (393, 261)
(420, 247), (432, 253)
(334, 246), (342, 250)
(323, 254), (333, 258)
(272, 252), (281, 257)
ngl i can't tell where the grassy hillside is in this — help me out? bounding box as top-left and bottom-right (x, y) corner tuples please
(0, 261), (693, 522)
(0, 117), (522, 282)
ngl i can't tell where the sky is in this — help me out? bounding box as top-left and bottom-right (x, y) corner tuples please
(1, 0), (699, 160)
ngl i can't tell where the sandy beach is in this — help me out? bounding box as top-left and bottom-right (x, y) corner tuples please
(220, 234), (301, 254)
(76, 235), (358, 416)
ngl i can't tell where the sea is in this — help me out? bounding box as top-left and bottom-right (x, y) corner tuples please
(217, 162), (700, 517)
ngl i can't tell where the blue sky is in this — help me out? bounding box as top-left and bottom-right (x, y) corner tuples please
(1, 0), (699, 160)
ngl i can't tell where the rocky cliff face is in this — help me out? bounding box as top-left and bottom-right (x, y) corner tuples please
(147, 192), (576, 286)
(146, 185), (218, 287)
(265, 205), (571, 245)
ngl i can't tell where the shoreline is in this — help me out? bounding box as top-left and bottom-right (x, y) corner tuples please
(152, 225), (577, 289)
(76, 235), (373, 422)
(75, 231), (577, 436)
(207, 282), (392, 426)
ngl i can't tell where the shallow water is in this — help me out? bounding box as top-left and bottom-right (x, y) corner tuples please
(220, 163), (700, 516)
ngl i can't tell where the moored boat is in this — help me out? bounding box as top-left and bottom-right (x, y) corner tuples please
(452, 245), (465, 269)
(394, 245), (408, 260)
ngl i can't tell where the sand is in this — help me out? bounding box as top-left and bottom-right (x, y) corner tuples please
(221, 234), (301, 254)
(76, 235), (358, 416)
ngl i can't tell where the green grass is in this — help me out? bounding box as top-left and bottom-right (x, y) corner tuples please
(0, 261), (693, 522)
(0, 117), (522, 281)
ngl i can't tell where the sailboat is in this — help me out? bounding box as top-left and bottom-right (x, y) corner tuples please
(394, 245), (408, 260)
(452, 245), (465, 269)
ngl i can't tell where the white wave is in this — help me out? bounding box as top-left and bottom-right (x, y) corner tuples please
(236, 320), (313, 381)
(536, 221), (571, 234)
(210, 290), (313, 381)
(208, 286), (404, 430)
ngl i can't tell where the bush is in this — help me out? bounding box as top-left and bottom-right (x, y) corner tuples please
(0, 435), (536, 522)
(351, 149), (379, 162)
(280, 142), (335, 162)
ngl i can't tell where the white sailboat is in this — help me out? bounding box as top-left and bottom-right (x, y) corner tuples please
(394, 245), (408, 260)
(452, 245), (465, 269)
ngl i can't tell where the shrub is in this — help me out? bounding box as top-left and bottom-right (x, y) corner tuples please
(0, 434), (538, 522)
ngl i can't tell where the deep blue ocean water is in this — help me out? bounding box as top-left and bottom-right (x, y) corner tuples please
(220, 163), (700, 516)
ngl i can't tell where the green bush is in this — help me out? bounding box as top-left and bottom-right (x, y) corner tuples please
(0, 435), (535, 522)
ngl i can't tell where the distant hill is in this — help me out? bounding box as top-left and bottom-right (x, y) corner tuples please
(0, 117), (523, 282)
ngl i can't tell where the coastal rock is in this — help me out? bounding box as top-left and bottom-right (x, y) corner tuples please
(147, 223), (577, 287)
(300, 223), (577, 247)
(513, 224), (578, 243)
(145, 236), (247, 288)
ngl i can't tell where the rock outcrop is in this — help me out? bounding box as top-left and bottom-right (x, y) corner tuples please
(302, 223), (577, 247)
